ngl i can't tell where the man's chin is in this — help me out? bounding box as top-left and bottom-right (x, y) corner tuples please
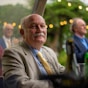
(36, 39), (45, 43)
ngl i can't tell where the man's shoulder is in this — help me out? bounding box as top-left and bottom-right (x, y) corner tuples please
(42, 46), (55, 54)
(8, 42), (29, 53)
(42, 46), (53, 51)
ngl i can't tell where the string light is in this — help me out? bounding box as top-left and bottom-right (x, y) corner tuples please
(60, 21), (64, 26)
(12, 22), (16, 27)
(57, 0), (61, 2)
(78, 5), (82, 9)
(1, 1), (88, 29)
(86, 7), (88, 11)
(49, 24), (54, 28)
(63, 21), (67, 25)
(69, 19), (73, 24)
(68, 2), (71, 7)
(18, 25), (21, 29)
(86, 25), (88, 29)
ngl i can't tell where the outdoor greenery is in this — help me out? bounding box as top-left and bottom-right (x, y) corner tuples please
(44, 0), (88, 52)
(58, 50), (67, 66)
(44, 0), (88, 65)
(0, 0), (88, 65)
(0, 4), (30, 37)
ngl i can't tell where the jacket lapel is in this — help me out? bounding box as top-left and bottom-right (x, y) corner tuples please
(73, 35), (86, 50)
(20, 42), (41, 76)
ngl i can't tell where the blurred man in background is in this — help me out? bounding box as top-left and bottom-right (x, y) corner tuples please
(0, 23), (14, 49)
(70, 18), (88, 63)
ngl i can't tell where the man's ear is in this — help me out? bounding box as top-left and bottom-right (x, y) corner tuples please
(20, 29), (24, 35)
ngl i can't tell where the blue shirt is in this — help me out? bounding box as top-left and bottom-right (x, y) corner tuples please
(81, 38), (88, 49)
(76, 35), (88, 49)
(29, 46), (47, 75)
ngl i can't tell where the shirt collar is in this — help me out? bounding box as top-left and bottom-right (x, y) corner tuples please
(75, 34), (85, 40)
(28, 45), (42, 56)
(3, 35), (11, 41)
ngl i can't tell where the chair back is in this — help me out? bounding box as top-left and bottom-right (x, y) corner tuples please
(0, 76), (3, 88)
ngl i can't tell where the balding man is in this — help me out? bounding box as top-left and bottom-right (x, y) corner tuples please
(2, 14), (65, 88)
(0, 23), (14, 49)
(70, 18), (88, 63)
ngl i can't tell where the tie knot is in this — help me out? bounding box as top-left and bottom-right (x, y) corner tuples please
(37, 51), (42, 56)
(37, 52), (45, 61)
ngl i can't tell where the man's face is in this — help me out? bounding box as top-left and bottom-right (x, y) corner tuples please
(75, 19), (87, 36)
(4, 24), (14, 38)
(23, 15), (47, 48)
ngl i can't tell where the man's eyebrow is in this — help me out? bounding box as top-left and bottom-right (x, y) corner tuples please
(30, 23), (46, 25)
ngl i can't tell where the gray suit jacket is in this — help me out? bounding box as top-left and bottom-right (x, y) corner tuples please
(2, 41), (65, 88)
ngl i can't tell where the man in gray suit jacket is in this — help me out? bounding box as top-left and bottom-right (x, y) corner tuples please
(2, 14), (65, 88)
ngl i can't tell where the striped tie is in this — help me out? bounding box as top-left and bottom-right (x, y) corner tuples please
(37, 52), (53, 75)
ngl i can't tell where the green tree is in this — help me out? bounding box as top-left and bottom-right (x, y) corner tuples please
(44, 0), (88, 53)
(0, 4), (31, 37)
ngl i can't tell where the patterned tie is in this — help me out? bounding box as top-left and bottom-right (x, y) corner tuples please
(37, 52), (53, 75)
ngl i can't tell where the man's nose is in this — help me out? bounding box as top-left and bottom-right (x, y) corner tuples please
(37, 25), (42, 31)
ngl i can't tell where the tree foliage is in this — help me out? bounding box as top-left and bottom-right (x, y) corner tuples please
(44, 0), (88, 53)
(0, 4), (31, 37)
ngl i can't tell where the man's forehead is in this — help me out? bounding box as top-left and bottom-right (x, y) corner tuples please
(76, 19), (85, 23)
(4, 24), (14, 30)
(27, 17), (45, 25)
(29, 15), (44, 22)
(22, 14), (46, 28)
